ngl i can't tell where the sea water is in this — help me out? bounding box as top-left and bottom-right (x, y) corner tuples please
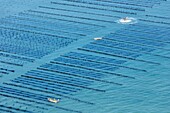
(0, 0), (170, 113)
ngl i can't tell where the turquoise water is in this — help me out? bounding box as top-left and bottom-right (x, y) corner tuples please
(0, 0), (170, 113)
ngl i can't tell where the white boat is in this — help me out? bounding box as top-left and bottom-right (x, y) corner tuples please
(48, 98), (60, 103)
(119, 17), (132, 23)
(116, 17), (137, 24)
(94, 37), (102, 40)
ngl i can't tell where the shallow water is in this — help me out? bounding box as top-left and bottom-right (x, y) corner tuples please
(0, 0), (170, 113)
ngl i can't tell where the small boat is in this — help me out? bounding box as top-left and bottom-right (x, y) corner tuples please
(119, 17), (132, 23)
(116, 17), (137, 24)
(48, 98), (60, 103)
(94, 37), (102, 40)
